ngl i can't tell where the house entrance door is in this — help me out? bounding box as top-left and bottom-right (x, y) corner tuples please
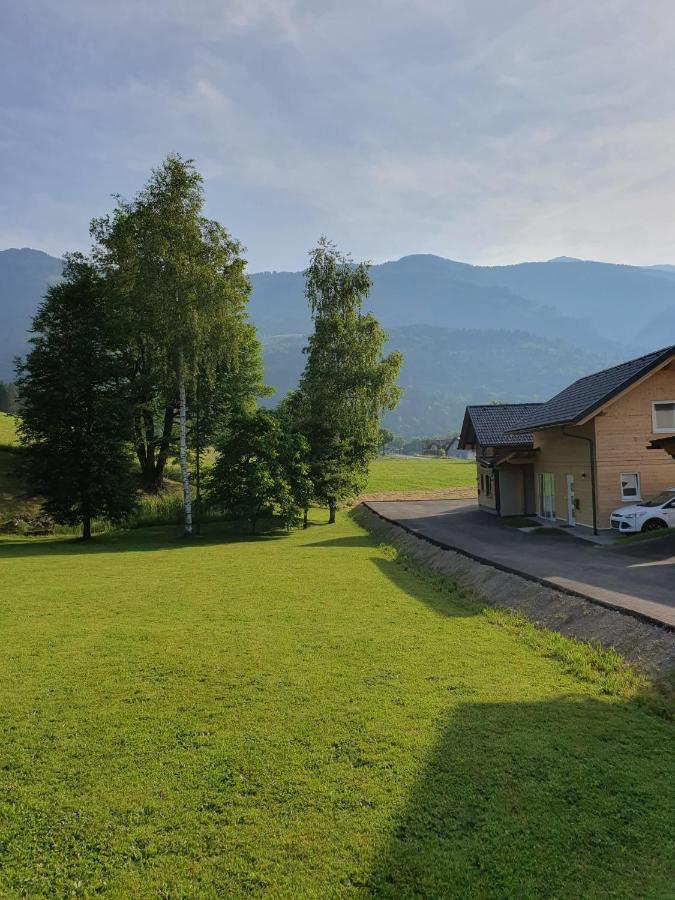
(538, 473), (555, 520)
(565, 474), (575, 526)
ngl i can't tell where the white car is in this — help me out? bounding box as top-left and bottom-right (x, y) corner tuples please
(610, 489), (675, 534)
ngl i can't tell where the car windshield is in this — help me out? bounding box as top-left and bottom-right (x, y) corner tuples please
(640, 492), (675, 508)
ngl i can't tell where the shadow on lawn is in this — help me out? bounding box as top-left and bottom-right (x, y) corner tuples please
(366, 695), (674, 899)
(0, 521), (289, 558)
(308, 532), (481, 619)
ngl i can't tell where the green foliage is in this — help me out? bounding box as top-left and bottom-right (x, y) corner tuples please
(16, 255), (137, 539)
(0, 381), (17, 415)
(378, 427), (394, 453)
(207, 410), (305, 532)
(92, 155), (250, 392)
(295, 238), (403, 520)
(0, 513), (672, 896)
(91, 155), (252, 501)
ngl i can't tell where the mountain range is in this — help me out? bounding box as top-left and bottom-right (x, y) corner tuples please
(2, 247), (675, 435)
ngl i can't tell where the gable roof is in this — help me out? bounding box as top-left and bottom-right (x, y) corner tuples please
(511, 345), (675, 433)
(459, 403), (543, 449)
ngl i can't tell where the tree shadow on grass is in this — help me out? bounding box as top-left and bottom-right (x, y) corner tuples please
(366, 695), (674, 899)
(0, 521), (289, 558)
(306, 535), (376, 549)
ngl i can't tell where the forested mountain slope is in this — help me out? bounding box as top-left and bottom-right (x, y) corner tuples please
(3, 247), (673, 434)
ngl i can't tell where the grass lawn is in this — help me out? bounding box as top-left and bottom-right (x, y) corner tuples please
(366, 455), (475, 493)
(0, 414), (43, 522)
(0, 514), (672, 898)
(0, 412), (18, 448)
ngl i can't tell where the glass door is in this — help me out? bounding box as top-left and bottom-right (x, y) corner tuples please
(538, 473), (555, 520)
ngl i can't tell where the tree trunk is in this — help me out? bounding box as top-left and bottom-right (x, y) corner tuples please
(154, 405), (175, 488)
(82, 515), (92, 541)
(135, 405), (175, 492)
(178, 375), (193, 536)
(194, 385), (202, 535)
(303, 508), (308, 529)
(328, 501), (336, 524)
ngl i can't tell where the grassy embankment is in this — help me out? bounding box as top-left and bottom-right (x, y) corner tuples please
(0, 510), (672, 897)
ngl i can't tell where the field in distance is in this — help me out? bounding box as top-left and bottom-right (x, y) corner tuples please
(0, 412), (17, 447)
(365, 454), (475, 495)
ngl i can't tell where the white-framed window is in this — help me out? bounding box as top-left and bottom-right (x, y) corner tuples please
(652, 401), (675, 433)
(620, 473), (641, 501)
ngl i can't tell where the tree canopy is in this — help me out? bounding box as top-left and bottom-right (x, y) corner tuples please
(16, 255), (136, 539)
(293, 238), (402, 522)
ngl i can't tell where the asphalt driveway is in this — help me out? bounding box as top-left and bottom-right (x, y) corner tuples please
(365, 499), (675, 628)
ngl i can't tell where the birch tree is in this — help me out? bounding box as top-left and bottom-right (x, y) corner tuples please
(296, 238), (403, 523)
(92, 155), (250, 534)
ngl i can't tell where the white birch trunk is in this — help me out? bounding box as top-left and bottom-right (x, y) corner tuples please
(178, 375), (193, 536)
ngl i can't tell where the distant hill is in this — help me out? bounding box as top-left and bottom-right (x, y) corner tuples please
(3, 246), (675, 434)
(0, 249), (63, 379)
(262, 327), (607, 436)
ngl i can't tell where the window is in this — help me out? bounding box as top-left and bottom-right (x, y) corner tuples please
(652, 401), (675, 433)
(485, 475), (493, 497)
(620, 473), (641, 501)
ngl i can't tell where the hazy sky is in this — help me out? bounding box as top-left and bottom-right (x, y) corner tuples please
(3, 1), (675, 270)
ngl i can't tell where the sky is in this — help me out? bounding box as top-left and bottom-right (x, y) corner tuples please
(2, 0), (675, 271)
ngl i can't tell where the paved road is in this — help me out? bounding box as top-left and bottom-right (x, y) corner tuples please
(366, 499), (675, 628)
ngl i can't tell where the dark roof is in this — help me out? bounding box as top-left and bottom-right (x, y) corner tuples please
(511, 345), (675, 433)
(459, 403), (543, 449)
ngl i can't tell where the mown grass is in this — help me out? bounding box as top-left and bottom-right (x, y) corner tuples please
(0, 512), (672, 898)
(0, 412), (18, 449)
(366, 455), (475, 493)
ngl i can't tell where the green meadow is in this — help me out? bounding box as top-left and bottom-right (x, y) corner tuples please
(365, 455), (475, 493)
(1, 512), (672, 898)
(0, 411), (17, 447)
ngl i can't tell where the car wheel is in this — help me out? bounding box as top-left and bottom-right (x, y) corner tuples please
(641, 518), (667, 533)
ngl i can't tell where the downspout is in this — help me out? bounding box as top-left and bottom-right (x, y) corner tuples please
(562, 428), (598, 535)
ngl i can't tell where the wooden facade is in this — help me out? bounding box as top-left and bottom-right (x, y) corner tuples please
(462, 354), (675, 530)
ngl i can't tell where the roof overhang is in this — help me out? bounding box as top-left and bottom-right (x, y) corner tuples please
(458, 408), (477, 449)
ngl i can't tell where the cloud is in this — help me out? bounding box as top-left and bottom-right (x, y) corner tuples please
(3, 0), (675, 268)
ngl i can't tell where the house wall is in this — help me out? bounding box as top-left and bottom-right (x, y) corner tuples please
(498, 467), (525, 516)
(593, 361), (675, 525)
(531, 423), (596, 527)
(476, 450), (497, 513)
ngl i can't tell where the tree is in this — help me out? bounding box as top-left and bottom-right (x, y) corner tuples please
(16, 255), (136, 540)
(92, 155), (251, 533)
(0, 382), (17, 415)
(207, 410), (302, 534)
(188, 324), (272, 533)
(276, 389), (314, 527)
(297, 238), (403, 523)
(378, 427), (394, 455)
